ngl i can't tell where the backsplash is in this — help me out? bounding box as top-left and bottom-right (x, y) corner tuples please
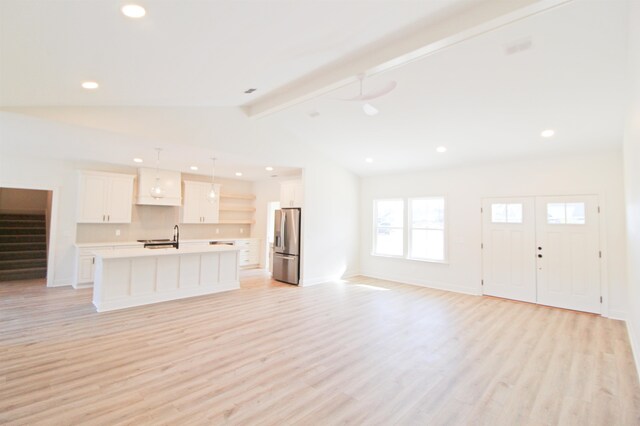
(76, 204), (251, 242)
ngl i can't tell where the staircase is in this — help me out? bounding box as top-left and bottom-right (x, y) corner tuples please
(0, 213), (47, 282)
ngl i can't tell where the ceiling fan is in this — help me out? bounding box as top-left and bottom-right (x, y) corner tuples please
(337, 74), (398, 116)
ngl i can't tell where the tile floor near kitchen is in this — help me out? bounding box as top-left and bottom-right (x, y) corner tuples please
(1, 271), (639, 425)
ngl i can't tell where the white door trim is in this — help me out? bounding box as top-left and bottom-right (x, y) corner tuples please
(481, 193), (609, 317)
(0, 183), (59, 288)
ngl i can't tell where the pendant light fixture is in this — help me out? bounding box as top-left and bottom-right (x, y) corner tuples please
(149, 148), (166, 199)
(207, 157), (217, 203)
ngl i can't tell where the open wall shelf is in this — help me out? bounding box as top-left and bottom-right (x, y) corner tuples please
(219, 206), (256, 212)
(220, 193), (256, 200)
(218, 191), (256, 226)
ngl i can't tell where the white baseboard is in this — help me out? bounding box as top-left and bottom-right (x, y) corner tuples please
(626, 319), (640, 380)
(608, 309), (627, 321)
(300, 275), (343, 287)
(94, 282), (239, 312)
(360, 271), (481, 296)
(51, 279), (72, 287)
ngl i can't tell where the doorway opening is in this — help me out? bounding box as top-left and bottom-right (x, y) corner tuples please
(481, 195), (601, 313)
(0, 188), (53, 284)
(265, 201), (281, 273)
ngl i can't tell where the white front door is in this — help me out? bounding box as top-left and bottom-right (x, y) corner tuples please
(535, 195), (601, 313)
(482, 198), (536, 303)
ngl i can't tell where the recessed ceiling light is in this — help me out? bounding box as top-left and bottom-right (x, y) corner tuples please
(235, 172), (243, 177)
(122, 4), (146, 18)
(81, 81), (99, 90)
(362, 103), (379, 116)
(133, 158), (143, 163)
(190, 166), (198, 171)
(265, 166), (274, 171)
(436, 146), (447, 153)
(365, 157), (373, 163)
(541, 129), (555, 138)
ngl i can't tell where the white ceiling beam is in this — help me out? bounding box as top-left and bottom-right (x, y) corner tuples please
(243, 0), (574, 119)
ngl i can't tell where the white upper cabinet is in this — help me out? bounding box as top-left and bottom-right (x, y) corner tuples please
(180, 181), (221, 224)
(77, 171), (135, 223)
(280, 180), (304, 208)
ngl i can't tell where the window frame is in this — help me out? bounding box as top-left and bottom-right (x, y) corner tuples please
(372, 198), (405, 258)
(371, 196), (448, 264)
(546, 202), (587, 225)
(491, 202), (524, 224)
(407, 196), (448, 263)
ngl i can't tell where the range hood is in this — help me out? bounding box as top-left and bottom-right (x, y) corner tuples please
(136, 167), (182, 206)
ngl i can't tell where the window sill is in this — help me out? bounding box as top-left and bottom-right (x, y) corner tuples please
(370, 253), (405, 260)
(407, 257), (449, 265)
(371, 253), (449, 265)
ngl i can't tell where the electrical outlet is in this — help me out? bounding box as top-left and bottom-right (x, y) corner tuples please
(240, 228), (244, 234)
(115, 229), (121, 237)
(215, 228), (220, 234)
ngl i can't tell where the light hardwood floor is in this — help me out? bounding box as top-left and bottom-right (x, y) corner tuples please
(1, 272), (639, 425)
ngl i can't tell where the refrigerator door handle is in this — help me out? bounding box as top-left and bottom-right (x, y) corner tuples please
(281, 256), (296, 260)
(279, 213), (286, 251)
(275, 235), (280, 248)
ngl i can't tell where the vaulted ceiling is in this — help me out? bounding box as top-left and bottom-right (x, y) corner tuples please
(0, 0), (631, 178)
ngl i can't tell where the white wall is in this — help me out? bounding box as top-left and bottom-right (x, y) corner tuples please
(253, 178), (282, 268)
(301, 160), (360, 285)
(360, 150), (627, 317)
(623, 0), (640, 370)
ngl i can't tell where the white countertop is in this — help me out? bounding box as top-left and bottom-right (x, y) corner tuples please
(95, 244), (240, 259)
(76, 237), (258, 248)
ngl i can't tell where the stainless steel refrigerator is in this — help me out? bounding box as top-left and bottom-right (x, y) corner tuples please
(273, 208), (301, 285)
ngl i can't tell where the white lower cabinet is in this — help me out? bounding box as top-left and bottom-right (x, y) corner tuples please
(235, 238), (260, 268)
(77, 255), (96, 284)
(74, 244), (141, 288)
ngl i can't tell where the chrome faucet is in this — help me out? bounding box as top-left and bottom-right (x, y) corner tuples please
(173, 225), (180, 249)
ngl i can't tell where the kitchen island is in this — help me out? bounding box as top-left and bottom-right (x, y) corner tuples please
(93, 245), (240, 312)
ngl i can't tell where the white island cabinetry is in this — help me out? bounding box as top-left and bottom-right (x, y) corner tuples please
(93, 245), (240, 312)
